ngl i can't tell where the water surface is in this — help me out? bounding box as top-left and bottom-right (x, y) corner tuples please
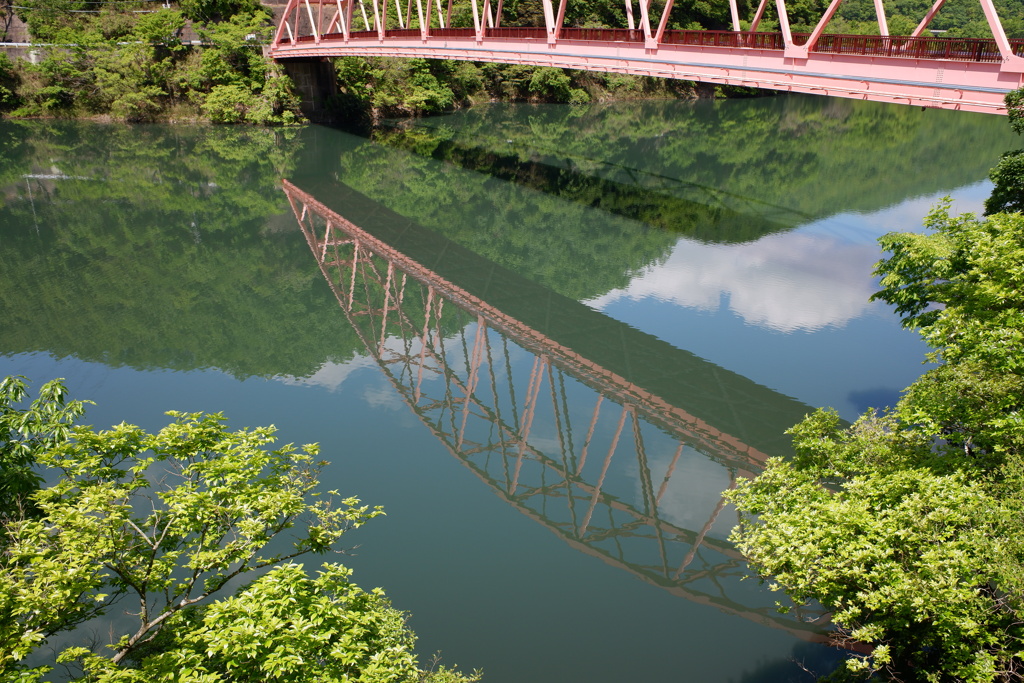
(0, 96), (1016, 682)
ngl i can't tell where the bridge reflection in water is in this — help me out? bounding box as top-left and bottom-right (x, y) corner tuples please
(284, 178), (829, 641)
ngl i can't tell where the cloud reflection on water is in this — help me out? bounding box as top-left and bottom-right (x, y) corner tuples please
(587, 183), (993, 334)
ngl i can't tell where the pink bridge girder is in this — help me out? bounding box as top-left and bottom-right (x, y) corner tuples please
(269, 0), (1024, 113)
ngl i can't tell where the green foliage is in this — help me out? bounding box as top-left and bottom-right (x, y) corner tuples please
(330, 58), (680, 121)
(9, 3), (300, 124)
(528, 66), (572, 100)
(0, 381), (481, 682)
(0, 53), (20, 112)
(874, 203), (1024, 371)
(986, 149), (1024, 215)
(178, 0), (262, 23)
(1008, 88), (1024, 136)
(2, 409), (382, 675)
(0, 377), (86, 523)
(832, 0), (1024, 38)
(985, 88), (1024, 215)
(72, 563), (420, 682)
(331, 57), (459, 119)
(728, 206), (1024, 681)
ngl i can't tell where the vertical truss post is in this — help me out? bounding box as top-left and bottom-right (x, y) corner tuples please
(638, 0), (653, 45)
(547, 366), (572, 471)
(291, 1), (303, 42)
(416, 0), (427, 37)
(801, 0), (844, 54)
(624, 0), (635, 30)
(378, 262), (396, 353)
(358, 0), (370, 30)
(318, 220), (332, 262)
(342, 0), (353, 38)
(374, 0), (384, 37)
(471, 0), (483, 39)
(775, 0), (801, 58)
(394, 0), (405, 28)
(654, 0), (675, 46)
(348, 242), (360, 312)
(577, 396), (603, 475)
(304, 0), (321, 42)
(910, 0), (945, 37)
(446, 0), (454, 29)
(457, 319), (488, 450)
(494, 0), (503, 26)
(632, 411), (655, 516)
(405, 0), (413, 30)
(579, 405), (628, 536)
(413, 287), (436, 403)
(977, 0), (1024, 71)
(728, 0), (741, 31)
(655, 442), (685, 506)
(511, 356), (547, 495)
(541, 0), (557, 43)
(748, 0), (769, 32)
(435, 0), (446, 27)
(333, 0), (348, 38)
(272, 0), (297, 46)
(674, 491), (731, 578)
(554, 0), (568, 41)
(872, 0), (888, 35)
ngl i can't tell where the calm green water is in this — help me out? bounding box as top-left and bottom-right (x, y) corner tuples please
(0, 95), (1017, 682)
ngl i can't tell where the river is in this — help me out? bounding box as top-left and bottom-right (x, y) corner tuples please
(0, 94), (1016, 682)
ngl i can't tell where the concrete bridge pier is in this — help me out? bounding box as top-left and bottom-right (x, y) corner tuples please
(281, 58), (338, 121)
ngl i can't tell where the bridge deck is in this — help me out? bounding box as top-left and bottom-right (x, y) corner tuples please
(270, 0), (1024, 114)
(273, 29), (1020, 112)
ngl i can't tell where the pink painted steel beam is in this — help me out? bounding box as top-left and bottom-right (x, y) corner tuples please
(271, 32), (1020, 114)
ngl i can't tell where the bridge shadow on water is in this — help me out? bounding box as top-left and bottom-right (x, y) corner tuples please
(284, 177), (837, 645)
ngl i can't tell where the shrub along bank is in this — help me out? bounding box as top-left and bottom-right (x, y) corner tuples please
(0, 1), (300, 124)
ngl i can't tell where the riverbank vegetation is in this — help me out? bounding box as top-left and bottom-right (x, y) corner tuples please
(0, 376), (481, 682)
(727, 92), (1024, 682)
(0, 0), (301, 123)
(328, 56), (711, 122)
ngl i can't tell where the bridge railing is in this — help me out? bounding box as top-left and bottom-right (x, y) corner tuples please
(805, 32), (1023, 62)
(328, 24), (1017, 64)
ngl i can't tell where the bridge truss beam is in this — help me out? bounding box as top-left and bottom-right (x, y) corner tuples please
(271, 0), (1024, 112)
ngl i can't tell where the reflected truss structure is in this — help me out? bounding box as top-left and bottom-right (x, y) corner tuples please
(285, 179), (829, 640)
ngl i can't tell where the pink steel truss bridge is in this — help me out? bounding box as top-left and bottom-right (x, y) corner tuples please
(285, 178), (831, 640)
(270, 0), (1024, 113)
